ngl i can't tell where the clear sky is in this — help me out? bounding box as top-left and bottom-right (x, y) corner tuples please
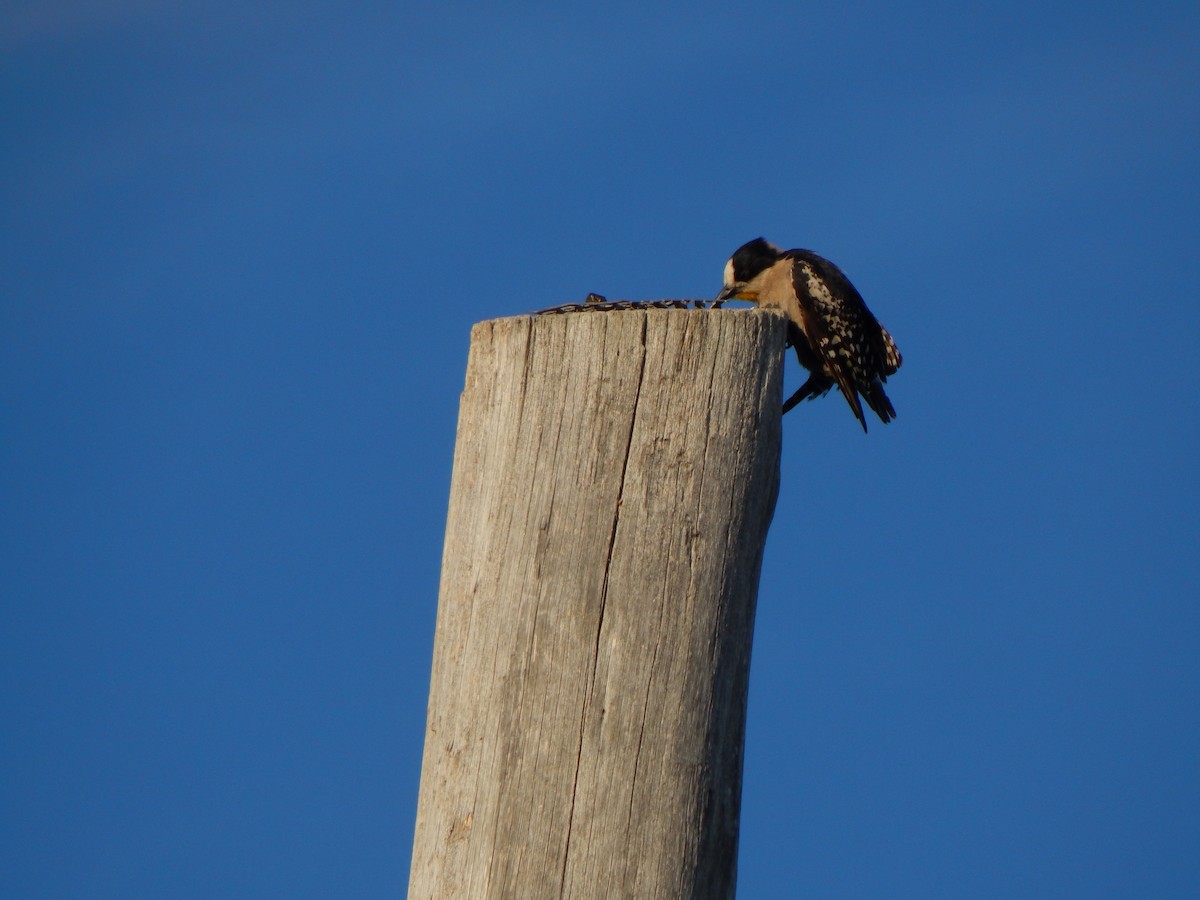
(3, 2), (1198, 896)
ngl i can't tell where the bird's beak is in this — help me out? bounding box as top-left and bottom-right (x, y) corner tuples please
(716, 286), (756, 303)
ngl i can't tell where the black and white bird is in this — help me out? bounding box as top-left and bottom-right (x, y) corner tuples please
(716, 238), (902, 432)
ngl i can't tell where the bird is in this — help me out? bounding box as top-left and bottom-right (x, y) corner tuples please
(716, 238), (902, 432)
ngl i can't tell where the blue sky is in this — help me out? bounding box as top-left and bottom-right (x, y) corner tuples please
(3, 2), (1198, 896)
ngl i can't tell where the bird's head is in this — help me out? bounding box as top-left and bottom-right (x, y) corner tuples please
(715, 237), (784, 303)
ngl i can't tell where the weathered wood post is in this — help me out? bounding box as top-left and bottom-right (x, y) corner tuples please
(409, 308), (785, 899)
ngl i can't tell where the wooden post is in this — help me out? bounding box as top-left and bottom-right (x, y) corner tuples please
(409, 308), (785, 899)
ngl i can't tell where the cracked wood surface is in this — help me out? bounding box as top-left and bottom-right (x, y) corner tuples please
(409, 308), (785, 899)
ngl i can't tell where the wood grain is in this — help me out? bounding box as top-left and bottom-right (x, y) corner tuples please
(409, 308), (785, 899)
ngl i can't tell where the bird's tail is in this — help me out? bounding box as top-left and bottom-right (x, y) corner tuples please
(861, 377), (897, 425)
(831, 374), (869, 433)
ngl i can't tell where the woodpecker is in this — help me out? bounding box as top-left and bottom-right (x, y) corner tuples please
(716, 238), (902, 432)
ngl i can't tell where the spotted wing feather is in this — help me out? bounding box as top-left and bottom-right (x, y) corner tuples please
(788, 251), (901, 432)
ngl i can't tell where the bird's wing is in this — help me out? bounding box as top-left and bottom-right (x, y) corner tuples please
(879, 325), (902, 376)
(789, 255), (869, 431)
